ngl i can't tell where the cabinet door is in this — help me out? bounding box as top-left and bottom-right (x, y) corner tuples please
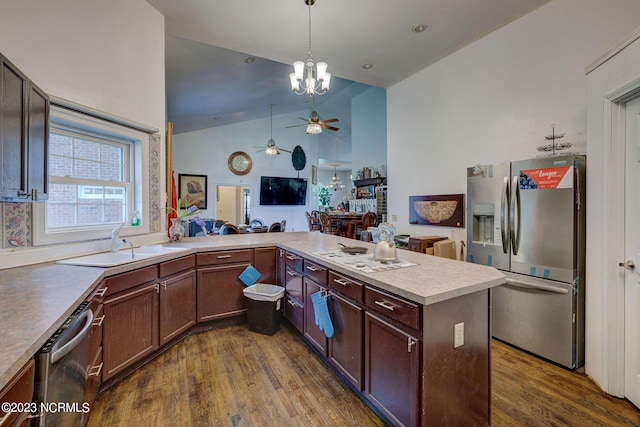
(303, 278), (328, 355)
(364, 311), (421, 427)
(197, 264), (249, 322)
(103, 283), (159, 381)
(26, 82), (48, 201)
(0, 55), (28, 200)
(254, 247), (276, 283)
(328, 291), (363, 390)
(159, 269), (196, 345)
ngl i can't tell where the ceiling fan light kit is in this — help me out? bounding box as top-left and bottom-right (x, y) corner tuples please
(289, 0), (331, 96)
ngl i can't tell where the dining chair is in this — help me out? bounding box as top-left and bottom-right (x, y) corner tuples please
(280, 219), (286, 232)
(249, 218), (264, 227)
(319, 212), (343, 236)
(355, 212), (377, 240)
(306, 211), (322, 231)
(219, 224), (240, 235)
(268, 222), (282, 232)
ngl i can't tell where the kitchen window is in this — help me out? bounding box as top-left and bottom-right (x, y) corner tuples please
(33, 105), (150, 245)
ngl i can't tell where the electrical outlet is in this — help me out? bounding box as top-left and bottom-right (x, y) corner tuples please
(454, 322), (464, 348)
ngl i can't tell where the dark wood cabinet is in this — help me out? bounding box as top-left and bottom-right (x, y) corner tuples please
(303, 277), (328, 355)
(159, 269), (196, 345)
(364, 311), (421, 427)
(196, 250), (253, 323)
(102, 282), (159, 381)
(408, 235), (447, 254)
(276, 248), (286, 288)
(0, 359), (34, 427)
(254, 247), (276, 283)
(284, 264), (304, 333)
(328, 291), (363, 390)
(0, 53), (49, 202)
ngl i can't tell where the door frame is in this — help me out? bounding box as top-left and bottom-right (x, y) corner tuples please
(596, 81), (640, 397)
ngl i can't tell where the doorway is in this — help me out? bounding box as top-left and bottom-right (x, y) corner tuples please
(624, 95), (640, 408)
(216, 185), (251, 226)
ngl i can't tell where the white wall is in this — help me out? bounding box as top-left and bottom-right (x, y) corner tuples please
(387, 0), (640, 391)
(173, 110), (318, 232)
(352, 87), (387, 177)
(0, 0), (165, 134)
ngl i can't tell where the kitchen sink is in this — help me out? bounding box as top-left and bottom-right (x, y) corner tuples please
(57, 245), (187, 267)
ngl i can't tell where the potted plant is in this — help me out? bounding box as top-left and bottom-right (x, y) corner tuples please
(318, 186), (331, 211)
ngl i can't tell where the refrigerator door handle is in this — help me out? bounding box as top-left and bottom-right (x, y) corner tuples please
(501, 176), (510, 254)
(505, 278), (569, 294)
(510, 175), (521, 255)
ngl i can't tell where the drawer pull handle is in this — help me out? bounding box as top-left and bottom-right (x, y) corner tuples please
(286, 255), (299, 261)
(408, 338), (417, 353)
(374, 300), (395, 311)
(306, 265), (321, 272)
(94, 287), (108, 297)
(217, 255), (233, 259)
(333, 278), (349, 286)
(287, 298), (301, 308)
(88, 362), (103, 377)
(92, 315), (105, 327)
(286, 270), (298, 277)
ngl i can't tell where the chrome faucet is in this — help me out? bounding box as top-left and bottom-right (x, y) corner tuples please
(110, 223), (125, 252)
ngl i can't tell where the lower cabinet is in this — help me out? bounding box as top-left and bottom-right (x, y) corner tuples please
(103, 282), (159, 381)
(159, 269), (196, 345)
(254, 247), (276, 283)
(0, 359), (34, 427)
(303, 277), (327, 355)
(364, 311), (421, 427)
(328, 291), (364, 390)
(197, 264), (249, 322)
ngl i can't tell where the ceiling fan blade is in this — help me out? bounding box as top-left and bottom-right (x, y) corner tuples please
(298, 117), (310, 122)
(285, 124), (307, 128)
(321, 124), (340, 131)
(279, 148), (292, 153)
(322, 118), (339, 123)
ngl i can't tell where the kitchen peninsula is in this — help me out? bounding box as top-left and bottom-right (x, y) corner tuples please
(0, 232), (504, 426)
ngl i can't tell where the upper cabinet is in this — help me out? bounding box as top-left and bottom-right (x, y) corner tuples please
(0, 53), (49, 202)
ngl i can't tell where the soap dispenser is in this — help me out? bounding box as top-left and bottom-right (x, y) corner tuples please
(131, 210), (140, 226)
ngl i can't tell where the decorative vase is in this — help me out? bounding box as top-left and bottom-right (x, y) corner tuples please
(169, 218), (185, 241)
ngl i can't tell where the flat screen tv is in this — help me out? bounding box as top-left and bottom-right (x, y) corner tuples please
(260, 176), (307, 206)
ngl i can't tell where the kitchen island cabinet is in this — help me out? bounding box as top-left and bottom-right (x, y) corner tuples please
(0, 232), (503, 427)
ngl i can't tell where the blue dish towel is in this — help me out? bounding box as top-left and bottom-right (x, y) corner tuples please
(238, 265), (261, 286)
(311, 291), (334, 338)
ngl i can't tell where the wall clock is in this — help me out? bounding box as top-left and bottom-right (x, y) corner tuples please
(228, 151), (252, 175)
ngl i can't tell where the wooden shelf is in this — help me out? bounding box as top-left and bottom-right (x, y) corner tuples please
(353, 177), (386, 187)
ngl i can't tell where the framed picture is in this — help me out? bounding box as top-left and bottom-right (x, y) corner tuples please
(178, 174), (207, 209)
(312, 165), (318, 185)
(409, 194), (464, 228)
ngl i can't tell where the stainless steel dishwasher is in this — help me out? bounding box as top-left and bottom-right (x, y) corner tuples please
(33, 301), (93, 426)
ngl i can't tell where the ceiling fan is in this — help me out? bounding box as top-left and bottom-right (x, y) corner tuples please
(286, 96), (339, 134)
(255, 104), (292, 155)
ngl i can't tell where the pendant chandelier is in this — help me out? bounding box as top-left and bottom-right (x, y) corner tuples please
(328, 166), (345, 191)
(289, 0), (331, 96)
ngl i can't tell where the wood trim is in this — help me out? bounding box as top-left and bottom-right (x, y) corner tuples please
(166, 121), (173, 216)
(585, 26), (640, 74)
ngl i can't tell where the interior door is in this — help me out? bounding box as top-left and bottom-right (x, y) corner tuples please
(624, 96), (640, 409)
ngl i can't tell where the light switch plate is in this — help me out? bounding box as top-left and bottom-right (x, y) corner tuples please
(454, 322), (464, 348)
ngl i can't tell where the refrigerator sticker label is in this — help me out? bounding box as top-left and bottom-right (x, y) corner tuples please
(518, 166), (573, 189)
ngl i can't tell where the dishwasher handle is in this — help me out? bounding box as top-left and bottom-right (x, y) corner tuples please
(50, 309), (94, 364)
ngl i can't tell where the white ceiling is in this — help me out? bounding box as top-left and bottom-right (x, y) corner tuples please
(146, 0), (550, 136)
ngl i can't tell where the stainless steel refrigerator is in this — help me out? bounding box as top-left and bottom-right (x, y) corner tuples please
(466, 155), (585, 369)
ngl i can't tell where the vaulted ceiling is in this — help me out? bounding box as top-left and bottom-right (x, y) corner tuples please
(146, 0), (550, 136)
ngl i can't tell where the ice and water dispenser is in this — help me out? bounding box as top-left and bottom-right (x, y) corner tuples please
(471, 203), (495, 244)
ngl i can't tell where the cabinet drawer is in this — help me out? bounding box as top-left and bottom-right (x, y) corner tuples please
(86, 346), (103, 404)
(103, 265), (158, 296)
(159, 254), (195, 277)
(0, 359), (34, 427)
(329, 271), (364, 304)
(304, 260), (327, 285)
(197, 249), (252, 266)
(283, 251), (303, 273)
(284, 292), (304, 333)
(284, 265), (304, 302)
(365, 286), (422, 331)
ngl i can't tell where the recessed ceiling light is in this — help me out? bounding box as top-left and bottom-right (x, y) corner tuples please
(362, 64), (373, 70)
(244, 57), (255, 64)
(411, 24), (428, 33)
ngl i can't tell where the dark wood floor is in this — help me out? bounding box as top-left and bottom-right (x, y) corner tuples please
(87, 323), (640, 427)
